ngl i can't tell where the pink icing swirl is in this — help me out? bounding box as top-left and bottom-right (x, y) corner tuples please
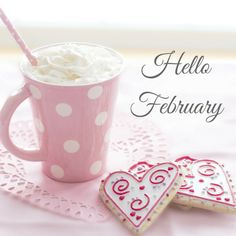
(180, 179), (193, 190)
(149, 169), (168, 184)
(112, 179), (130, 195)
(198, 164), (216, 176)
(130, 194), (150, 211)
(207, 183), (224, 196)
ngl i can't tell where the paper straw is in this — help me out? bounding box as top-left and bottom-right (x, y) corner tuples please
(0, 7), (37, 65)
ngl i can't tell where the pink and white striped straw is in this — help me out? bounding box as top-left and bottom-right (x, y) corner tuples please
(0, 7), (37, 65)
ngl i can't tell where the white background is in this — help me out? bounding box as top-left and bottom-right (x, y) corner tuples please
(0, 0), (235, 30)
(1, 0), (236, 51)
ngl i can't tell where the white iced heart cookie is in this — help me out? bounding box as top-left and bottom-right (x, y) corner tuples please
(99, 162), (183, 234)
(173, 156), (236, 213)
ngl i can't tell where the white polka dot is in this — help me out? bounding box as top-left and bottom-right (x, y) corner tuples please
(29, 85), (42, 99)
(104, 128), (111, 143)
(87, 86), (103, 100)
(95, 112), (107, 126)
(50, 165), (64, 179)
(90, 161), (102, 175)
(34, 118), (45, 133)
(63, 140), (80, 153)
(56, 103), (72, 117)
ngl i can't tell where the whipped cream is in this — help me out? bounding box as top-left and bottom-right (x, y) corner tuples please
(22, 43), (123, 85)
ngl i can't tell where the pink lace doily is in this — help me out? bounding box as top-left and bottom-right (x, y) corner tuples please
(0, 113), (168, 222)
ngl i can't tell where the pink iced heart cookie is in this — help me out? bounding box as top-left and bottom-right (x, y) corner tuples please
(99, 162), (183, 234)
(173, 156), (236, 213)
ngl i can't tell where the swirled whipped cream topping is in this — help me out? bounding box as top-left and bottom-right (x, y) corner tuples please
(22, 43), (123, 85)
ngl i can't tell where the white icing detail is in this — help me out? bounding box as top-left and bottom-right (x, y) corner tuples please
(175, 158), (236, 206)
(103, 163), (179, 228)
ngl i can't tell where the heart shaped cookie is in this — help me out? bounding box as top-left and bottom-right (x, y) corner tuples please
(99, 162), (183, 234)
(172, 156), (236, 213)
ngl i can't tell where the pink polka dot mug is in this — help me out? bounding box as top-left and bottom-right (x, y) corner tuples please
(0, 42), (124, 182)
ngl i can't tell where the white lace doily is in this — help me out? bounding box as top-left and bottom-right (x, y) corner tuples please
(0, 113), (168, 222)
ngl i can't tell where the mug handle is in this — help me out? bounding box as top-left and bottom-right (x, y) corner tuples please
(0, 85), (45, 161)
